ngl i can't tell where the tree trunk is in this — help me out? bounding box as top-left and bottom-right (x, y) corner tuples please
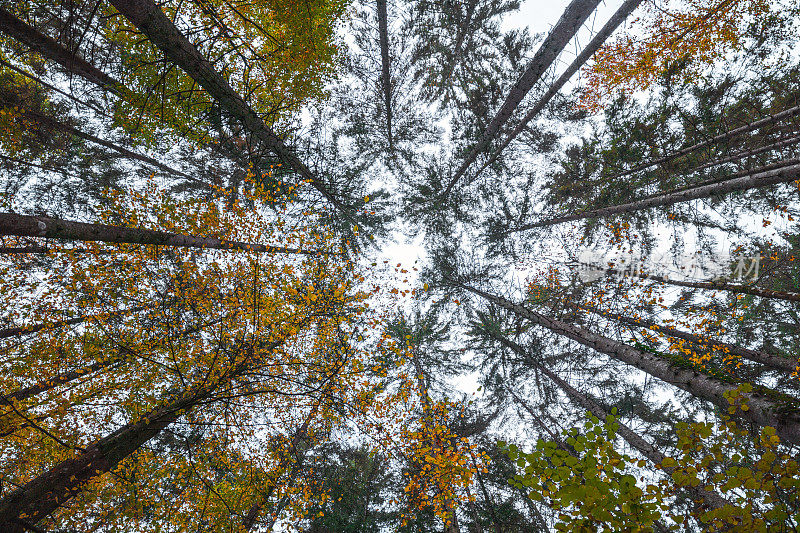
(1, 357), (123, 405)
(485, 327), (732, 511)
(513, 160), (800, 230)
(606, 266), (800, 304)
(107, 0), (353, 221)
(0, 7), (119, 92)
(243, 403), (319, 530)
(458, 283), (800, 444)
(441, 0), (601, 197)
(693, 133), (800, 173)
(479, 0), (644, 176)
(0, 212), (321, 254)
(437, 0), (478, 95)
(13, 107), (204, 186)
(376, 0), (393, 150)
(606, 104), (800, 181)
(0, 334), (288, 528)
(0, 57), (110, 116)
(0, 304), (154, 340)
(574, 302), (797, 373)
(408, 350), (461, 533)
(0, 387), (204, 529)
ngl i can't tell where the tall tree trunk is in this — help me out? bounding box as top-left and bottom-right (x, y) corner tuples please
(603, 266), (800, 304)
(441, 0), (601, 197)
(573, 134), (800, 196)
(484, 327), (732, 511)
(692, 133), (800, 173)
(0, 18), (257, 177)
(479, 0), (644, 176)
(574, 302), (797, 373)
(13, 107), (204, 186)
(457, 282), (800, 444)
(376, 0), (393, 150)
(508, 388), (671, 532)
(107, 0), (353, 221)
(0, 57), (110, 116)
(471, 457), (501, 533)
(1, 356), (124, 405)
(0, 212), (323, 255)
(512, 160), (800, 231)
(641, 156), (800, 199)
(0, 304), (155, 340)
(605, 104), (800, 181)
(436, 0), (478, 96)
(0, 336), (286, 529)
(0, 7), (120, 92)
(0, 387), (205, 530)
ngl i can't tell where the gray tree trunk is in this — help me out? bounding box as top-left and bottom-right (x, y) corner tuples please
(0, 212), (321, 255)
(606, 104), (800, 181)
(458, 283), (800, 444)
(575, 302), (797, 373)
(485, 327), (732, 511)
(0, 7), (119, 91)
(377, 0), (393, 150)
(606, 266), (800, 304)
(441, 0), (601, 197)
(513, 160), (800, 230)
(479, 0), (644, 176)
(108, 0), (353, 221)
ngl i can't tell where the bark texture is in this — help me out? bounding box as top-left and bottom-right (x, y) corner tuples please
(607, 104), (800, 181)
(480, 0), (643, 175)
(441, 0), (601, 197)
(486, 328), (733, 511)
(0, 304), (153, 340)
(108, 0), (352, 220)
(513, 161), (800, 230)
(576, 303), (797, 373)
(0, 7), (119, 91)
(0, 212), (317, 254)
(377, 0), (393, 149)
(459, 283), (800, 445)
(608, 267), (800, 304)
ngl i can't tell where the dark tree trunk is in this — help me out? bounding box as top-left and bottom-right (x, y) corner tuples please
(485, 328), (732, 511)
(606, 104), (800, 181)
(0, 304), (154, 340)
(0, 212), (321, 255)
(376, 0), (393, 150)
(458, 283), (800, 444)
(479, 0), (644, 175)
(575, 303), (797, 373)
(441, 0), (601, 197)
(0, 7), (119, 92)
(242, 404), (319, 530)
(513, 160), (800, 230)
(606, 266), (800, 304)
(437, 0), (478, 95)
(14, 108), (204, 185)
(0, 388), (204, 529)
(693, 133), (800, 173)
(0, 57), (110, 116)
(0, 336), (287, 528)
(107, 0), (353, 221)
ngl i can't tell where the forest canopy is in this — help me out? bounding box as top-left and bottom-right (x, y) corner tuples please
(1, 0), (799, 531)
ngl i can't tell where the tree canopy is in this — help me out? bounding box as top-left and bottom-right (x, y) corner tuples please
(1, 0), (800, 531)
